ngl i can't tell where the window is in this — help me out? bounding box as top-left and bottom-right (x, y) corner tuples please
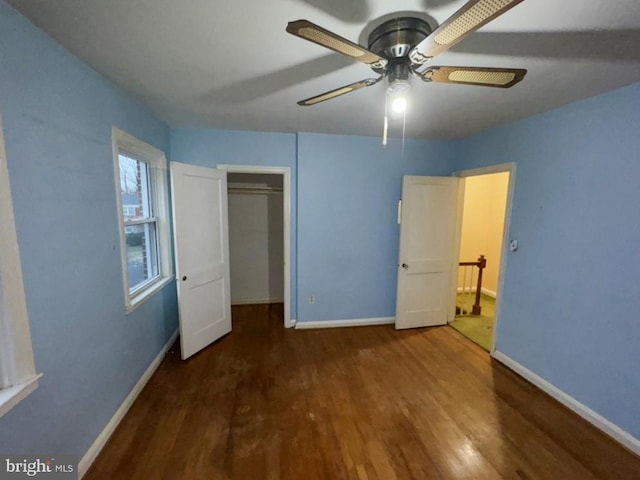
(0, 112), (40, 417)
(119, 154), (160, 291)
(122, 205), (137, 217)
(112, 128), (172, 312)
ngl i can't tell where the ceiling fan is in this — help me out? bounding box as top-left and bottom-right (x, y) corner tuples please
(286, 0), (528, 107)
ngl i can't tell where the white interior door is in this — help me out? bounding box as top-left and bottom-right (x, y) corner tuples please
(396, 175), (460, 330)
(171, 161), (231, 359)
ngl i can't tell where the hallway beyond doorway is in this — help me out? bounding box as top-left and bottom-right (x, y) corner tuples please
(450, 292), (495, 351)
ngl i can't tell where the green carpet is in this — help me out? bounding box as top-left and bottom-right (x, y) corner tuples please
(450, 293), (495, 351)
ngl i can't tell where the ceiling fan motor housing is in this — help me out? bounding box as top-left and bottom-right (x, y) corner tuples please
(368, 17), (432, 68)
(389, 61), (411, 84)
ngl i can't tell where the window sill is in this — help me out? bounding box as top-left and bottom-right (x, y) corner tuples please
(0, 374), (42, 418)
(125, 276), (174, 314)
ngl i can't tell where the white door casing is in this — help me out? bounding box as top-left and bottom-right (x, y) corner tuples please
(170, 161), (231, 359)
(396, 176), (460, 330)
(216, 164), (293, 328)
(454, 162), (516, 353)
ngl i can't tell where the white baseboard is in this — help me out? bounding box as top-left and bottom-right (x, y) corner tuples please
(492, 350), (640, 456)
(481, 287), (496, 298)
(456, 287), (496, 298)
(285, 319), (296, 329)
(78, 329), (179, 478)
(231, 298), (284, 305)
(295, 317), (395, 330)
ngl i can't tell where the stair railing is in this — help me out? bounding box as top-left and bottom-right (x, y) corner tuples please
(457, 255), (487, 315)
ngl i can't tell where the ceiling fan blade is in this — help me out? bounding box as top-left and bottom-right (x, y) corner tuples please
(410, 0), (525, 63)
(420, 66), (527, 88)
(287, 20), (388, 69)
(297, 77), (381, 106)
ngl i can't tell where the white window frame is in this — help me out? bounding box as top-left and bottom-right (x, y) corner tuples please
(0, 112), (41, 418)
(112, 127), (173, 313)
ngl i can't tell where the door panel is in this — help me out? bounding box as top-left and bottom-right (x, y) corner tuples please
(171, 162), (231, 359)
(396, 176), (460, 330)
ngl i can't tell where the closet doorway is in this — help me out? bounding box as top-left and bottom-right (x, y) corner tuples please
(218, 165), (292, 328)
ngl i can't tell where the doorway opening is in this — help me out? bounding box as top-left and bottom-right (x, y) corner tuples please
(217, 165), (292, 328)
(450, 164), (515, 352)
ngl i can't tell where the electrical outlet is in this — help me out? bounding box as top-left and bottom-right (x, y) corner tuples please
(308, 295), (315, 304)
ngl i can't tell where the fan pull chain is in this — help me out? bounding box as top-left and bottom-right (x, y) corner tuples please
(401, 105), (407, 161)
(382, 90), (389, 147)
(383, 116), (388, 147)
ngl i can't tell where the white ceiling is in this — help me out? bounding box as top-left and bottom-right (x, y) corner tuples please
(7, 0), (640, 139)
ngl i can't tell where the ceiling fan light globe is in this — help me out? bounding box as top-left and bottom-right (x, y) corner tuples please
(391, 97), (408, 114)
(387, 79), (410, 95)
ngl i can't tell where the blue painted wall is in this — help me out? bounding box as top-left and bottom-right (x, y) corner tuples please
(171, 127), (298, 319)
(297, 133), (454, 322)
(453, 82), (640, 439)
(171, 130), (456, 324)
(0, 0), (177, 456)
(3, 0), (639, 461)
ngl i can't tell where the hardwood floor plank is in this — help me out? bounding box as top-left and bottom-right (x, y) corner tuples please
(85, 305), (640, 479)
(439, 328), (639, 479)
(417, 331), (600, 480)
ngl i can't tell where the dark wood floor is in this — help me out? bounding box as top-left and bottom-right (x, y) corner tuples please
(86, 304), (640, 479)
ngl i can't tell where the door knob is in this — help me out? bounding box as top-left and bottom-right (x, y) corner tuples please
(402, 263), (408, 270)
